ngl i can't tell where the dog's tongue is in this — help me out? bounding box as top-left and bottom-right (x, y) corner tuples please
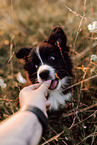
(49, 80), (58, 90)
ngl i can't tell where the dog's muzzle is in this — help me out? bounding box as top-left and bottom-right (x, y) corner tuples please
(37, 65), (59, 90)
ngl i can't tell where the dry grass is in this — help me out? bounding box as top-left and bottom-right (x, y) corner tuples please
(0, 0), (97, 144)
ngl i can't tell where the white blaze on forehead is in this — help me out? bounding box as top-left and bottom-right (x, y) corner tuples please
(36, 46), (43, 65)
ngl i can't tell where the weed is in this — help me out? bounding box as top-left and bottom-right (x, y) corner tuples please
(0, 0), (97, 144)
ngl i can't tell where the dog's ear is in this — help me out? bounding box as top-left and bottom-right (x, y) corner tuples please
(16, 47), (32, 60)
(47, 26), (67, 47)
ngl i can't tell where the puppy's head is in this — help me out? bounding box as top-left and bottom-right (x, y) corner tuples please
(16, 26), (72, 90)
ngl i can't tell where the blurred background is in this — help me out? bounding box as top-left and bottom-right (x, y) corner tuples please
(0, 0), (97, 144)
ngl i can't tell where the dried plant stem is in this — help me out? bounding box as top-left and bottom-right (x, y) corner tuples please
(41, 130), (64, 145)
(77, 131), (97, 145)
(10, 43), (14, 81)
(74, 14), (85, 51)
(48, 125), (68, 145)
(73, 42), (97, 60)
(64, 5), (87, 20)
(63, 104), (97, 118)
(66, 74), (97, 90)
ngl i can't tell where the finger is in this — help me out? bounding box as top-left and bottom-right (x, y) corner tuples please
(32, 83), (41, 90)
(23, 83), (41, 91)
(38, 80), (51, 93)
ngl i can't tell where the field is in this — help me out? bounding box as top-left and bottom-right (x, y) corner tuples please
(0, 0), (97, 144)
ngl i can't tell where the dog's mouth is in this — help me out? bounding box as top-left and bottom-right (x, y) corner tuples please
(49, 79), (59, 90)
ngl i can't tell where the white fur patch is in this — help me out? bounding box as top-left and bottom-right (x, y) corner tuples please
(56, 77), (70, 91)
(48, 91), (71, 111)
(36, 46), (43, 65)
(37, 65), (55, 83)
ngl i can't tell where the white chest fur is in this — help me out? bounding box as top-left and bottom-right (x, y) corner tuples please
(48, 90), (71, 111)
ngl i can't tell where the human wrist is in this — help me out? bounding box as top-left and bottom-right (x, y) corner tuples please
(20, 105), (48, 135)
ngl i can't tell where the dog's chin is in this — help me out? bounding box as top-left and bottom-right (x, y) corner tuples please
(48, 79), (59, 90)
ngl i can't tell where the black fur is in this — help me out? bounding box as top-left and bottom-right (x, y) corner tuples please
(16, 26), (72, 82)
(16, 26), (73, 110)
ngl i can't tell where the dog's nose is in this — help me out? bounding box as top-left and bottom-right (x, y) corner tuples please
(39, 70), (50, 80)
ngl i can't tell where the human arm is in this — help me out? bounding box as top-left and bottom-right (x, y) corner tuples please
(0, 80), (51, 145)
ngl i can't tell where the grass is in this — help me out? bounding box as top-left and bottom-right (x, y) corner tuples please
(0, 0), (97, 144)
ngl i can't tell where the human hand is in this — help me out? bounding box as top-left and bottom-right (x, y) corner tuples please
(19, 80), (51, 117)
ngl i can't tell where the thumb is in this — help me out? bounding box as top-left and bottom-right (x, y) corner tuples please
(38, 80), (51, 94)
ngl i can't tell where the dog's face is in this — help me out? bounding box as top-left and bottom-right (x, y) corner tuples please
(16, 26), (73, 110)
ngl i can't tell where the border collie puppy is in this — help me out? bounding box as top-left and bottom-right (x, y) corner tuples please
(16, 26), (73, 111)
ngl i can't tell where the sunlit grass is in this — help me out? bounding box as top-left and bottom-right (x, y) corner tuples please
(0, 0), (97, 144)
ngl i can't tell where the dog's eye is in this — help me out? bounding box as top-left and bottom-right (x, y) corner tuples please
(35, 65), (38, 69)
(49, 56), (55, 61)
